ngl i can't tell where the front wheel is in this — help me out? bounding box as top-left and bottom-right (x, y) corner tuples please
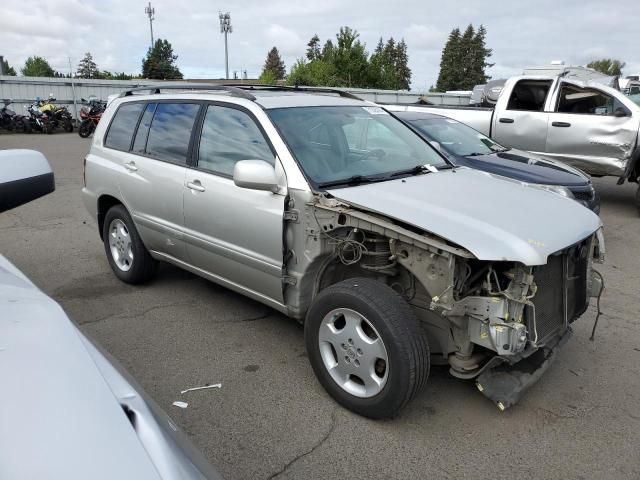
(102, 205), (157, 284)
(305, 278), (430, 419)
(63, 118), (73, 132)
(78, 119), (94, 138)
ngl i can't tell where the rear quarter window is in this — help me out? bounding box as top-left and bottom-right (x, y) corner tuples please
(145, 103), (201, 164)
(104, 103), (145, 151)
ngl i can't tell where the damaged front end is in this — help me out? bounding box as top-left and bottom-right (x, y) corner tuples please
(291, 194), (605, 411)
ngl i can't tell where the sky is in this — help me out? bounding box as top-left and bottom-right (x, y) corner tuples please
(1, 0), (638, 91)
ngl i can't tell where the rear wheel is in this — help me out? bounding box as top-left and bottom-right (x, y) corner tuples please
(102, 205), (157, 284)
(305, 277), (430, 419)
(63, 118), (73, 132)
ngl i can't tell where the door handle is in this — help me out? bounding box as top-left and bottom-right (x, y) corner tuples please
(552, 121), (571, 127)
(499, 118), (514, 124)
(186, 180), (205, 192)
(124, 161), (138, 172)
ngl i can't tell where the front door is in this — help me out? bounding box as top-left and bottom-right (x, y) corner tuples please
(183, 103), (285, 304)
(545, 82), (640, 176)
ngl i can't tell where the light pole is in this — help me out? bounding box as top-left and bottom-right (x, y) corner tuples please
(145, 2), (155, 49)
(219, 12), (232, 80)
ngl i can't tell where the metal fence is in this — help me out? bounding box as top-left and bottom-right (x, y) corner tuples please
(0, 75), (471, 121)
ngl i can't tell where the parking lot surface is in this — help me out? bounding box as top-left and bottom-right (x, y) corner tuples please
(2, 133), (640, 480)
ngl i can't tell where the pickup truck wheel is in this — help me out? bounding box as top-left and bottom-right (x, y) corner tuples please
(305, 277), (430, 419)
(102, 205), (156, 284)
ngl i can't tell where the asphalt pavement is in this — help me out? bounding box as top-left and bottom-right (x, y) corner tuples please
(1, 132), (639, 480)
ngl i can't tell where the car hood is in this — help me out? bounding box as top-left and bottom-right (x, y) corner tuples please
(0, 255), (220, 480)
(454, 149), (589, 187)
(329, 167), (601, 265)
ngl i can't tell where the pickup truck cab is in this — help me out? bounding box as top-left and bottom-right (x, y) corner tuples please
(414, 75), (640, 211)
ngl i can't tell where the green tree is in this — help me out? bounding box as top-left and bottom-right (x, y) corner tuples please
(587, 58), (625, 76)
(258, 69), (277, 85)
(76, 52), (100, 79)
(332, 27), (369, 87)
(306, 34), (321, 61)
(1, 58), (17, 76)
(261, 47), (286, 80)
(287, 58), (339, 86)
(395, 40), (411, 90)
(142, 39), (183, 80)
(436, 24), (492, 91)
(21, 56), (56, 77)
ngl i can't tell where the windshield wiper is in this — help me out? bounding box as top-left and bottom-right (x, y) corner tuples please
(465, 152), (490, 157)
(318, 175), (379, 189)
(389, 165), (435, 178)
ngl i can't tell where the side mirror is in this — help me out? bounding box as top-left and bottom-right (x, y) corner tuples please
(0, 150), (55, 213)
(233, 160), (278, 192)
(614, 107), (629, 118)
(429, 141), (442, 152)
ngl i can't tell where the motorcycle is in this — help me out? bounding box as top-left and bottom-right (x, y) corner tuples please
(0, 99), (31, 133)
(78, 97), (106, 138)
(38, 96), (73, 132)
(26, 99), (53, 134)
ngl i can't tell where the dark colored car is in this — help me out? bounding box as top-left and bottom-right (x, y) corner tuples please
(393, 111), (600, 212)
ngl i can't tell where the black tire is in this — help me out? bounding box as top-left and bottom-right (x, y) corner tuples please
(78, 119), (94, 138)
(63, 118), (73, 132)
(305, 277), (430, 419)
(102, 204), (157, 284)
(21, 119), (32, 133)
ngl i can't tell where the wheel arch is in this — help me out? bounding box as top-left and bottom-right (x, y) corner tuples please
(97, 194), (124, 240)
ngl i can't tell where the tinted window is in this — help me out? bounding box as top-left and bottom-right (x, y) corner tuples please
(557, 85), (630, 116)
(198, 105), (274, 176)
(146, 103), (200, 164)
(132, 103), (156, 154)
(507, 80), (552, 111)
(105, 103), (144, 151)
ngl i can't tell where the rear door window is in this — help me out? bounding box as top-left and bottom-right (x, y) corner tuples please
(105, 103), (145, 151)
(556, 84), (630, 116)
(145, 103), (201, 164)
(132, 103), (157, 154)
(506, 80), (553, 111)
(197, 105), (274, 176)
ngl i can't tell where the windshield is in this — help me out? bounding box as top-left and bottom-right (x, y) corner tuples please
(405, 117), (506, 157)
(268, 106), (448, 187)
(628, 93), (640, 107)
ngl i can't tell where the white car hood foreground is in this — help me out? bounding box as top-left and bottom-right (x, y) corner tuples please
(330, 167), (601, 265)
(0, 256), (221, 480)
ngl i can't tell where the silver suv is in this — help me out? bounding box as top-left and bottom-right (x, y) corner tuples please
(83, 85), (604, 418)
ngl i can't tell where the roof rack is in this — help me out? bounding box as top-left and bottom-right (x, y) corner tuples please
(119, 83), (256, 101)
(221, 84), (363, 101)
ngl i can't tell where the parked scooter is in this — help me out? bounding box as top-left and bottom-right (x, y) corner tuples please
(78, 97), (106, 138)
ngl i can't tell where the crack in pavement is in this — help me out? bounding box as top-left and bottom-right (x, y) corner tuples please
(266, 408), (338, 480)
(79, 301), (198, 326)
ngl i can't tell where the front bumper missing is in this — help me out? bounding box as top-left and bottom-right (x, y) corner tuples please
(475, 329), (572, 411)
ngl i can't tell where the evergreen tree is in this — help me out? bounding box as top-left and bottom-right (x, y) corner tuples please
(1, 58), (16, 76)
(261, 47), (286, 80)
(587, 59), (625, 76)
(435, 28), (461, 91)
(142, 39), (183, 80)
(21, 56), (56, 77)
(306, 34), (321, 61)
(395, 39), (411, 90)
(332, 27), (369, 87)
(76, 52), (100, 79)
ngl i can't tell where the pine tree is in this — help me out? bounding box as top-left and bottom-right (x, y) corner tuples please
(435, 28), (461, 91)
(469, 25), (493, 87)
(76, 52), (100, 79)
(1, 58), (16, 76)
(142, 39), (183, 80)
(306, 35), (321, 61)
(395, 40), (411, 90)
(435, 25), (492, 91)
(261, 47), (286, 80)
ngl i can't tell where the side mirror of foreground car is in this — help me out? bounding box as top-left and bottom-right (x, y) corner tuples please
(233, 159), (279, 193)
(0, 149), (55, 213)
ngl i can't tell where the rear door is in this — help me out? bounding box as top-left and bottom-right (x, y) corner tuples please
(545, 82), (640, 176)
(182, 103), (285, 303)
(113, 101), (201, 259)
(492, 79), (552, 153)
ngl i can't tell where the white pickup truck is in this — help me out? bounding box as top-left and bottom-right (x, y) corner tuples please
(403, 75), (640, 211)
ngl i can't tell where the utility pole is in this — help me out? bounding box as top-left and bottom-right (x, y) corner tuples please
(145, 2), (155, 49)
(219, 12), (232, 80)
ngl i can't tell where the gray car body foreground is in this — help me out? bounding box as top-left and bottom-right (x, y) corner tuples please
(82, 87), (605, 414)
(0, 149), (221, 480)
